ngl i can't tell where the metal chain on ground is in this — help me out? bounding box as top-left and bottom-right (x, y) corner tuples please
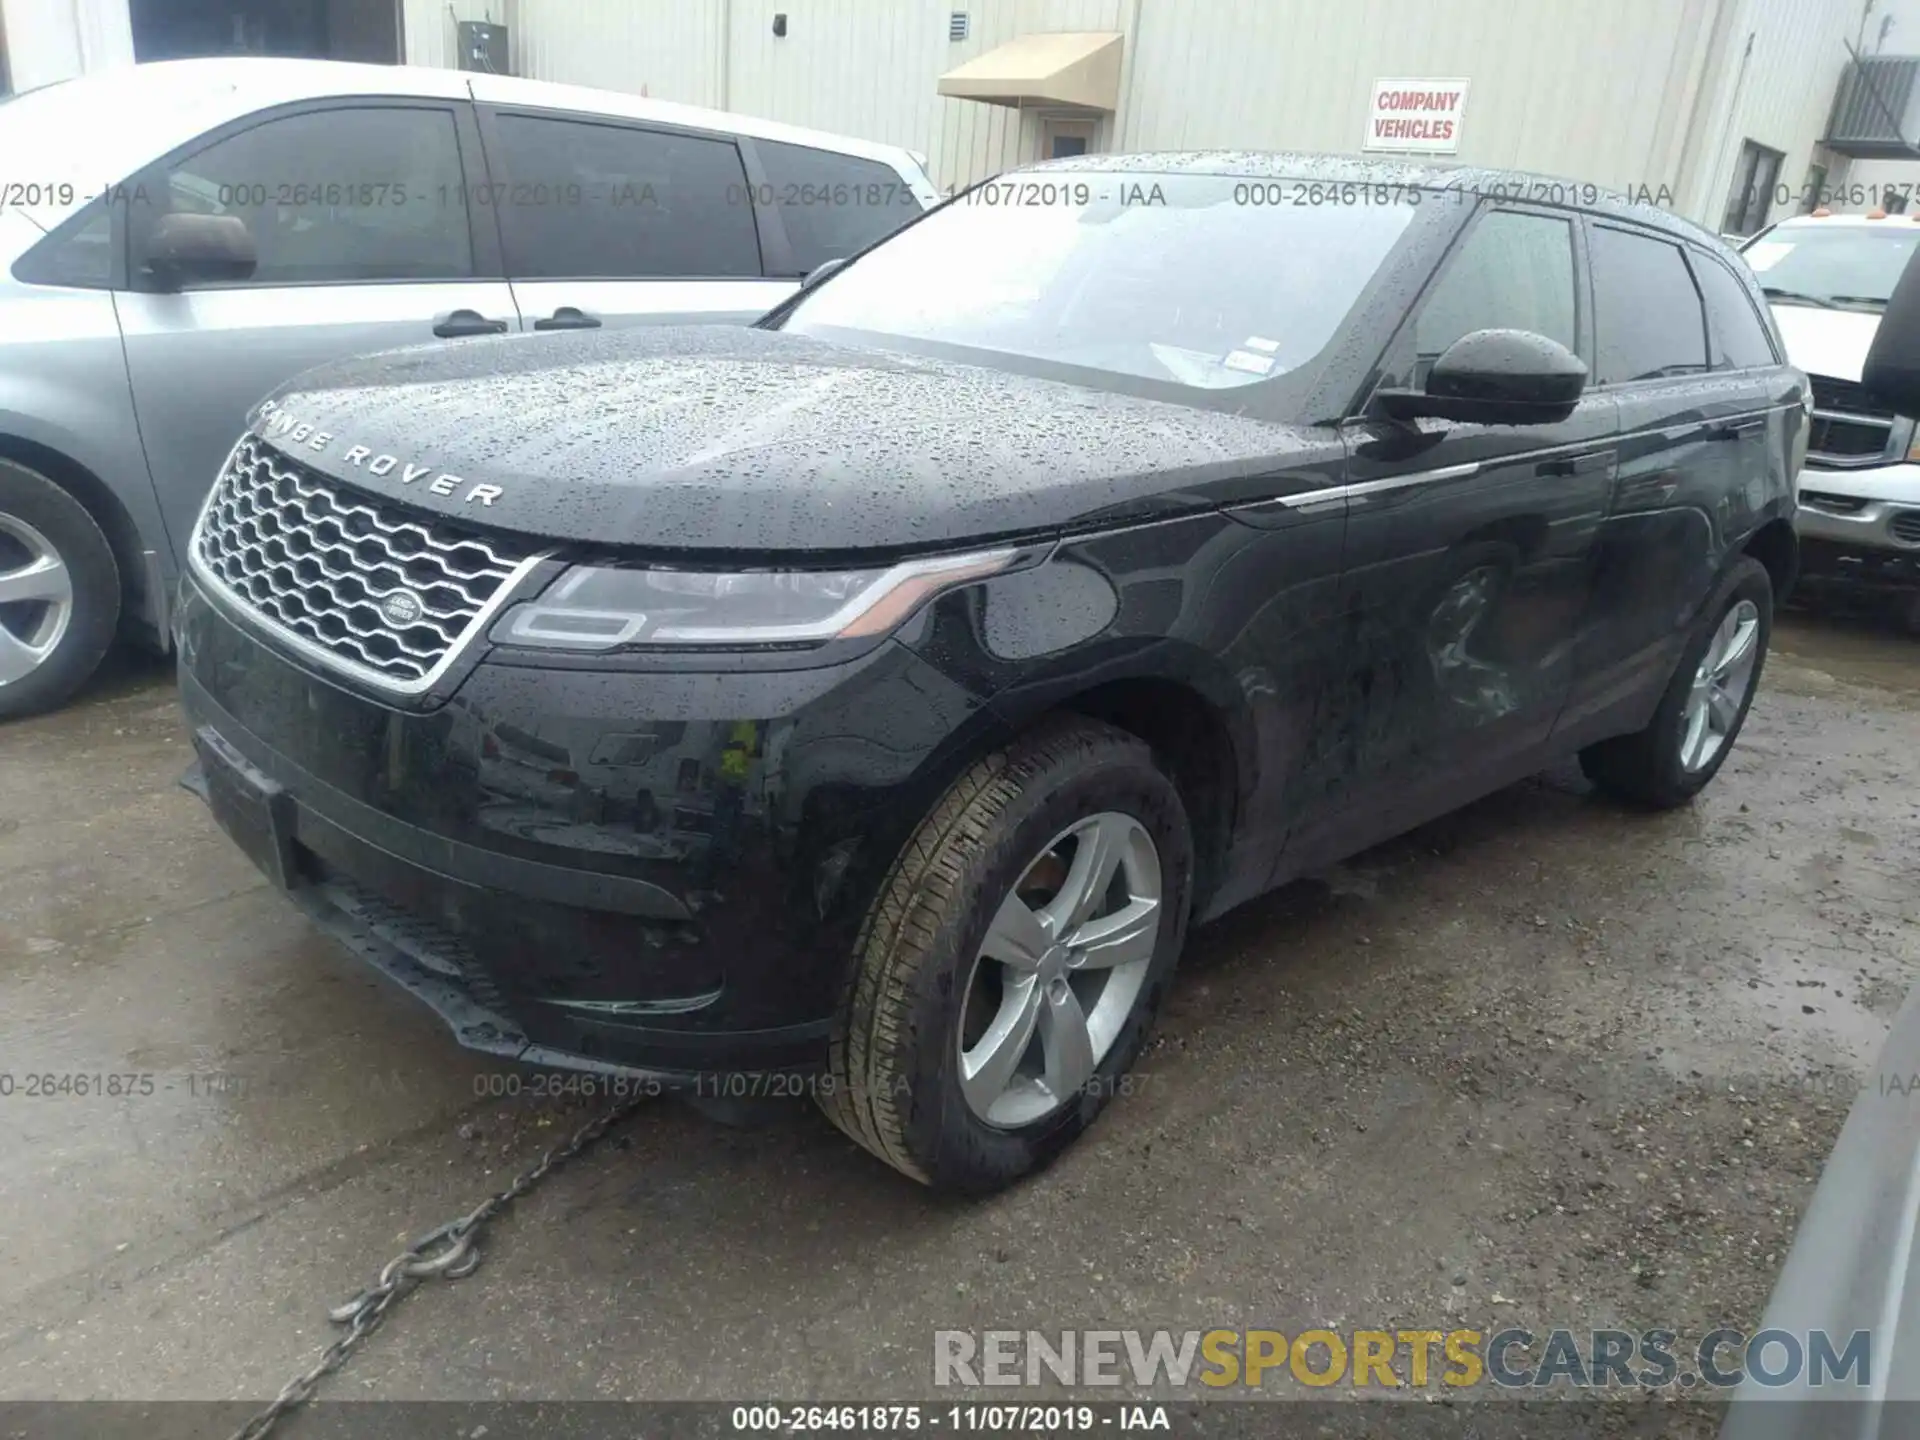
(228, 1094), (648, 1440)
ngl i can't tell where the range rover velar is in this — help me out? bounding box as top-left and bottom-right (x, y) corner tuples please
(177, 155), (1806, 1192)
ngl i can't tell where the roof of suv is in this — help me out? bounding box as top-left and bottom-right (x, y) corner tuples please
(1022, 150), (1719, 246)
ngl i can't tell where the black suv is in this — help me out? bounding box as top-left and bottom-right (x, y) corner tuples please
(177, 155), (1805, 1193)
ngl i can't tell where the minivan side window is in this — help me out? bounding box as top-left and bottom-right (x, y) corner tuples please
(1589, 226), (1710, 383)
(13, 199), (114, 288)
(754, 140), (922, 275)
(490, 115), (762, 280)
(1410, 209), (1577, 384)
(1691, 253), (1779, 370)
(139, 107), (474, 286)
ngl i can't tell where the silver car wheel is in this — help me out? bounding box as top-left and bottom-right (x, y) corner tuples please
(1679, 598), (1761, 773)
(0, 514), (75, 689)
(956, 811), (1162, 1129)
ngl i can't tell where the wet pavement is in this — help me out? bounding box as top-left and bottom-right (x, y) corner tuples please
(0, 611), (1915, 1413)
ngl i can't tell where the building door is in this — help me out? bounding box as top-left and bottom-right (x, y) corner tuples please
(1043, 119), (1097, 160)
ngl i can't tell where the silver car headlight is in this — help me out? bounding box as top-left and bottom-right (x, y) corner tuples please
(490, 546), (1018, 651)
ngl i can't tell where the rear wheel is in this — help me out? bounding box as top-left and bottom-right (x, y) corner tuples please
(0, 459), (120, 720)
(1580, 557), (1771, 808)
(821, 718), (1192, 1193)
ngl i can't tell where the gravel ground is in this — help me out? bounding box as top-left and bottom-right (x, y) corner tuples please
(0, 610), (1914, 1435)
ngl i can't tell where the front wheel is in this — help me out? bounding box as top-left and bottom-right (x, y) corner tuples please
(1580, 556), (1772, 808)
(0, 459), (121, 720)
(821, 718), (1193, 1193)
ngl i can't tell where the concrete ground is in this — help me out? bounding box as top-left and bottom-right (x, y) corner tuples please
(0, 611), (1915, 1422)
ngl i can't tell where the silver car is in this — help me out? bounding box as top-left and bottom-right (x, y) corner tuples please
(0, 58), (936, 717)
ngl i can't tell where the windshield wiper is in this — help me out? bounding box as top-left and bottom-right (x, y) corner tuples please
(1826, 294), (1888, 309)
(1761, 286), (1838, 309)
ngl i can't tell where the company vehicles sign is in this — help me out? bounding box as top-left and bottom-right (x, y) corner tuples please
(1365, 78), (1470, 154)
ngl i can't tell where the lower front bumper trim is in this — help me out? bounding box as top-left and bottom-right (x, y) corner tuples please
(286, 878), (699, 1087)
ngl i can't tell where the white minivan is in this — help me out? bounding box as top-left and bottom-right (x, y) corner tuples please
(0, 58), (938, 717)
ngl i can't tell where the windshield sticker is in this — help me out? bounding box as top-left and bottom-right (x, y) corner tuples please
(1244, 336), (1281, 353)
(1744, 241), (1792, 272)
(1223, 349), (1276, 375)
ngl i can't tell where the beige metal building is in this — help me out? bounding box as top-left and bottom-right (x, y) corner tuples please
(6, 0), (1915, 234)
(395, 0), (1896, 233)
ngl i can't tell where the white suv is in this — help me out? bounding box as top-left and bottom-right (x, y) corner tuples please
(1743, 211), (1920, 626)
(0, 59), (937, 718)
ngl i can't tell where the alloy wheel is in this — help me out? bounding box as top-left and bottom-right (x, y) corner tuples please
(1679, 598), (1761, 773)
(0, 514), (74, 689)
(956, 811), (1162, 1128)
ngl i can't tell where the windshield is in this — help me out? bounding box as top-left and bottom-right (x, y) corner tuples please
(1742, 223), (1920, 309)
(780, 171), (1419, 398)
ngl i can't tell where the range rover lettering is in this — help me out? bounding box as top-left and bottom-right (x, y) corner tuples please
(176, 156), (1804, 1193)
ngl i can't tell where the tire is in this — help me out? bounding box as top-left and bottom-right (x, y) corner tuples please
(0, 459), (120, 720)
(1579, 556), (1772, 809)
(821, 717), (1193, 1193)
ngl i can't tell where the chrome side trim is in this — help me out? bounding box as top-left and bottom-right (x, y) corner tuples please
(1344, 462), (1482, 499)
(1250, 460), (1482, 511)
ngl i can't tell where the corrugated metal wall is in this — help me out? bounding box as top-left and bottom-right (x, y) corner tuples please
(1680, 0), (1867, 230)
(402, 0), (1866, 224)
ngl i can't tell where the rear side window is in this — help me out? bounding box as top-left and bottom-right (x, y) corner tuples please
(1590, 226), (1709, 383)
(491, 115), (762, 279)
(13, 200), (114, 288)
(142, 107), (474, 286)
(1691, 253), (1778, 369)
(1412, 209), (1577, 381)
(754, 140), (922, 275)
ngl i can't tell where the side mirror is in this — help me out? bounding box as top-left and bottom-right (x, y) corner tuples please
(800, 256), (849, 290)
(144, 213), (257, 290)
(1862, 246), (1920, 414)
(1377, 328), (1588, 426)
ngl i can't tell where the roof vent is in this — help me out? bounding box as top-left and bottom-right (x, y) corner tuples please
(950, 12), (970, 41)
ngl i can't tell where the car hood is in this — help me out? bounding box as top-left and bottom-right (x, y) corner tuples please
(253, 326), (1313, 555)
(1767, 303), (1883, 383)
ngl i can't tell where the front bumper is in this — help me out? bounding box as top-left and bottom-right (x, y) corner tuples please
(174, 573), (999, 1079)
(1792, 463), (1920, 594)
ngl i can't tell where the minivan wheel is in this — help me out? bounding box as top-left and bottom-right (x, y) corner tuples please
(1579, 556), (1772, 809)
(821, 717), (1192, 1193)
(0, 459), (120, 720)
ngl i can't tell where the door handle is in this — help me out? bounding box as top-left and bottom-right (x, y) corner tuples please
(1535, 449), (1615, 477)
(432, 309), (510, 338)
(533, 306), (603, 331)
(1708, 418), (1766, 441)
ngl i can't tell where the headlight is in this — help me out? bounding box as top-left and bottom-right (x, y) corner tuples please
(490, 546), (1018, 651)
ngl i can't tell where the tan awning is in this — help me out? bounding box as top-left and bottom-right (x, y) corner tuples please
(937, 31), (1123, 112)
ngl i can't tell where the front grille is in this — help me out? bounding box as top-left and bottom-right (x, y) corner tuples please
(1892, 510), (1920, 543)
(1807, 413), (1893, 458)
(193, 436), (535, 688)
(1806, 374), (1895, 464)
(1809, 374), (1893, 419)
(1798, 489), (1871, 515)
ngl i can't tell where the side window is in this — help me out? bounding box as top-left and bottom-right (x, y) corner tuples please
(140, 108), (473, 286)
(1411, 210), (1577, 384)
(753, 140), (922, 275)
(13, 199), (114, 288)
(1691, 253), (1778, 370)
(1588, 226), (1709, 384)
(491, 115), (762, 279)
